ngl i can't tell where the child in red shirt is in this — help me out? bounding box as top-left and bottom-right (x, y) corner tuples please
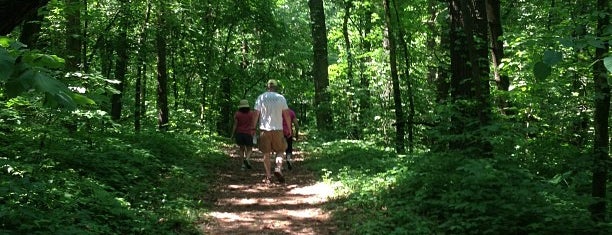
(231, 99), (255, 169)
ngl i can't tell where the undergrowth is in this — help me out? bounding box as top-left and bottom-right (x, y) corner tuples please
(0, 127), (225, 234)
(303, 140), (611, 235)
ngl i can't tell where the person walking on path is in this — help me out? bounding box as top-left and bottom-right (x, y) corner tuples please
(283, 108), (299, 170)
(252, 79), (292, 183)
(230, 99), (255, 170)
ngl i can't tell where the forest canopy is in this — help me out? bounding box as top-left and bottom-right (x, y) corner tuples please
(0, 0), (610, 234)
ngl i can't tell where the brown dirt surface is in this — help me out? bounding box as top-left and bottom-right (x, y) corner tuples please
(199, 146), (338, 235)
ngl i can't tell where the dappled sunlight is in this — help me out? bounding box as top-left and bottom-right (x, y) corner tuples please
(201, 149), (337, 234)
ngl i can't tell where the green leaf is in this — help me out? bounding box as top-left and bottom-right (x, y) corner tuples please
(587, 38), (605, 49)
(542, 50), (562, 66)
(24, 53), (65, 69)
(557, 37), (574, 48)
(0, 49), (14, 81)
(604, 56), (612, 73)
(533, 61), (551, 80)
(29, 71), (77, 109)
(0, 37), (11, 47)
(71, 93), (96, 106)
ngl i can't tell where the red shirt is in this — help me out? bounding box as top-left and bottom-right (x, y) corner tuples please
(234, 111), (254, 134)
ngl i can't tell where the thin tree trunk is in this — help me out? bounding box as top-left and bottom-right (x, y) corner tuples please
(308, 0), (334, 131)
(216, 24), (234, 136)
(486, 0), (513, 117)
(135, 0), (152, 132)
(111, 0), (129, 121)
(590, 0), (609, 222)
(156, 3), (169, 131)
(392, 0), (414, 153)
(486, 0), (508, 91)
(426, 1), (450, 104)
(358, 6), (373, 138)
(171, 48), (179, 111)
(383, 0), (405, 154)
(343, 0), (359, 138)
(65, 0), (82, 71)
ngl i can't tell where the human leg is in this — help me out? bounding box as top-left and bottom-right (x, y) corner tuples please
(259, 131), (274, 181)
(242, 146), (252, 169)
(285, 136), (293, 170)
(270, 131), (287, 183)
(236, 134), (252, 169)
(239, 145), (246, 167)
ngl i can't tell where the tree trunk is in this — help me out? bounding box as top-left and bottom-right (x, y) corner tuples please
(217, 76), (232, 136)
(448, 0), (492, 157)
(111, 0), (129, 121)
(18, 7), (44, 48)
(427, 1), (450, 104)
(134, 1), (151, 132)
(0, 0), (49, 35)
(358, 6), (373, 138)
(486, 0), (509, 92)
(308, 0), (334, 131)
(343, 0), (359, 138)
(156, 3), (169, 131)
(383, 0), (405, 154)
(392, 0), (414, 153)
(590, 0), (609, 222)
(65, 0), (82, 72)
(216, 24), (235, 136)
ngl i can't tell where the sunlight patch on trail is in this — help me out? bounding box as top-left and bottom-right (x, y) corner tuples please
(288, 182), (335, 198)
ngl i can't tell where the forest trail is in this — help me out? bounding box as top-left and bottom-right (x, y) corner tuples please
(199, 145), (338, 235)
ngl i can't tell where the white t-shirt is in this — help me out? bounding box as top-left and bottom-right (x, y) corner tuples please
(254, 91), (288, 131)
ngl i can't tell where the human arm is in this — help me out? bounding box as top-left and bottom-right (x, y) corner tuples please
(251, 110), (260, 133)
(230, 115), (237, 139)
(282, 109), (292, 137)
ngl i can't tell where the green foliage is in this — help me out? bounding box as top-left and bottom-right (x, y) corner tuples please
(0, 37), (94, 109)
(304, 140), (611, 235)
(0, 115), (225, 234)
(604, 56), (612, 72)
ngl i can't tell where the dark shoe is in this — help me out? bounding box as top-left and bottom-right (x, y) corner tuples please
(262, 177), (271, 184)
(286, 154), (293, 170)
(273, 169), (285, 183)
(243, 159), (252, 169)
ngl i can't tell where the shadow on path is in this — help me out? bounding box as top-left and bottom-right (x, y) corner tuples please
(199, 146), (337, 235)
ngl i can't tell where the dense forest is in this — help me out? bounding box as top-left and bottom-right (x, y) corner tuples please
(0, 0), (610, 234)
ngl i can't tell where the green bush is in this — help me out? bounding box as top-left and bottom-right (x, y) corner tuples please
(0, 126), (224, 234)
(304, 140), (611, 235)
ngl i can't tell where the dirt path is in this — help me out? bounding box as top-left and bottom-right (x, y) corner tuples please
(199, 146), (338, 235)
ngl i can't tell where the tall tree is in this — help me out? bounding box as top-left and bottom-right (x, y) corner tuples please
(590, 0), (609, 222)
(156, 2), (169, 131)
(111, 0), (129, 121)
(448, 0), (492, 156)
(357, 3), (374, 138)
(485, 0), (508, 91)
(308, 0), (334, 131)
(342, 0), (359, 137)
(134, 1), (152, 132)
(427, 0), (450, 104)
(392, 0), (414, 153)
(216, 17), (236, 136)
(65, 0), (82, 71)
(383, 0), (405, 153)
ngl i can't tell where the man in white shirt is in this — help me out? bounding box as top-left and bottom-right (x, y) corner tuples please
(252, 79), (292, 183)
